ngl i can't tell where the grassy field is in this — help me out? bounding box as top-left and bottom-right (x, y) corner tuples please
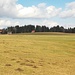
(0, 32), (75, 75)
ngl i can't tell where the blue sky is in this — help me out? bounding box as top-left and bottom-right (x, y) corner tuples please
(18, 0), (75, 7)
(0, 0), (75, 28)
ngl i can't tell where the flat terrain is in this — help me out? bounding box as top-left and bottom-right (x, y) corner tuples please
(0, 32), (75, 75)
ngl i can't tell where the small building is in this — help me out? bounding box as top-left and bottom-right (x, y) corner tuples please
(7, 32), (12, 35)
(31, 30), (35, 33)
(0, 29), (3, 34)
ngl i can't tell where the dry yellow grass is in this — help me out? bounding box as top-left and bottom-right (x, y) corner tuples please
(0, 33), (75, 75)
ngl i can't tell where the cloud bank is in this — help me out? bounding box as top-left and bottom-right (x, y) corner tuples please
(60, 1), (75, 18)
(0, 19), (20, 28)
(0, 0), (62, 19)
(0, 0), (75, 28)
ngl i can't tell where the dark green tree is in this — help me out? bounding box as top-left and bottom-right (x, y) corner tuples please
(35, 25), (42, 32)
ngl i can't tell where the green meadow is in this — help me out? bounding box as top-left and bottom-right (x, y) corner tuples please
(0, 33), (75, 75)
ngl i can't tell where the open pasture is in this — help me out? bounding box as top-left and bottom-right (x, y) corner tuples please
(0, 33), (75, 75)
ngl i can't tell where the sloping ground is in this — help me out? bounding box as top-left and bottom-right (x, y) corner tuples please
(15, 32), (73, 35)
(0, 34), (75, 75)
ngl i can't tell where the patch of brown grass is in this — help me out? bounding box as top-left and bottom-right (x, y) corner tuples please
(15, 68), (24, 72)
(5, 64), (12, 66)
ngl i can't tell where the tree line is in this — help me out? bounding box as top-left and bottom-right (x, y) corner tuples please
(1, 25), (75, 34)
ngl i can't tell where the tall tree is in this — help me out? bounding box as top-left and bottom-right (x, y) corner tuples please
(35, 25), (42, 32)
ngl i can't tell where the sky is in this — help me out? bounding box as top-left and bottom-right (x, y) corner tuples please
(0, 0), (75, 29)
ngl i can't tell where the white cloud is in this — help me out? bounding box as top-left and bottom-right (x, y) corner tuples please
(0, 0), (61, 19)
(42, 20), (59, 28)
(46, 6), (61, 17)
(0, 19), (20, 28)
(0, 0), (75, 19)
(60, 1), (75, 18)
(0, 18), (59, 29)
(0, 0), (18, 18)
(16, 3), (61, 18)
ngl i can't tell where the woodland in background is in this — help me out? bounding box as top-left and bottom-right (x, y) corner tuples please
(1, 25), (75, 34)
